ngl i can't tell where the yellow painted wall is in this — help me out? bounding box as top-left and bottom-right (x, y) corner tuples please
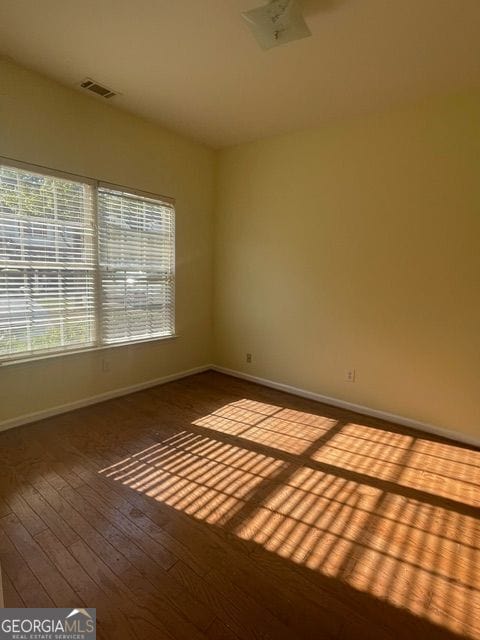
(214, 92), (480, 438)
(0, 57), (215, 424)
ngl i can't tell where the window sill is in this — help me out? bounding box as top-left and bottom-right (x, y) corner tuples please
(0, 334), (178, 368)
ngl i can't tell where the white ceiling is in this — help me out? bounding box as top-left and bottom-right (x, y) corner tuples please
(1, 0), (480, 148)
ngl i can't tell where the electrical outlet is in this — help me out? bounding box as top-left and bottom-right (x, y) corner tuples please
(344, 368), (355, 382)
(246, 353), (252, 364)
(102, 358), (110, 372)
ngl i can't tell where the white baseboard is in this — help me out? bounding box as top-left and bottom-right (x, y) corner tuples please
(211, 366), (480, 449)
(0, 365), (211, 433)
(2, 363), (478, 449)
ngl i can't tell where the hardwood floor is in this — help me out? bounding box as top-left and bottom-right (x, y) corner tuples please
(0, 371), (478, 639)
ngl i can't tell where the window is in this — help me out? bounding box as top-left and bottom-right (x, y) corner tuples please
(0, 160), (175, 363)
(98, 187), (175, 344)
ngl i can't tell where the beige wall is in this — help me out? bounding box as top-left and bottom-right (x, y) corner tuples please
(214, 92), (480, 439)
(0, 57), (215, 424)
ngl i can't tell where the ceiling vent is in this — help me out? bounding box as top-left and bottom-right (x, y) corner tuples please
(80, 78), (117, 99)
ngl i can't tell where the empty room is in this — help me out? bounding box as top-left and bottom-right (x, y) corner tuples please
(0, 1), (479, 639)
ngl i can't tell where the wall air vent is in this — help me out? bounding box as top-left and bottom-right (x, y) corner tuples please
(80, 78), (117, 99)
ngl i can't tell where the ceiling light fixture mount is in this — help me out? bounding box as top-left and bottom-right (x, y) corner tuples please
(242, 0), (311, 50)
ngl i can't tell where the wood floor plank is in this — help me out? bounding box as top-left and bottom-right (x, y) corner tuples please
(0, 497), (12, 518)
(0, 525), (54, 608)
(31, 449), (215, 637)
(206, 618), (242, 640)
(169, 560), (296, 640)
(60, 462), (209, 577)
(0, 522), (53, 607)
(0, 512), (80, 607)
(69, 539), (208, 640)
(21, 472), (135, 578)
(58, 483), (177, 582)
(70, 539), (173, 640)
(20, 481), (80, 547)
(0, 562), (25, 607)
(76, 482), (177, 570)
(74, 483), (215, 632)
(0, 371), (477, 640)
(34, 528), (138, 640)
(0, 474), (48, 538)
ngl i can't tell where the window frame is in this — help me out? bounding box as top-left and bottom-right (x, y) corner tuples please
(0, 156), (176, 367)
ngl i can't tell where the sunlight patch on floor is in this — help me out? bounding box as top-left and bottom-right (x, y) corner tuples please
(99, 397), (480, 639)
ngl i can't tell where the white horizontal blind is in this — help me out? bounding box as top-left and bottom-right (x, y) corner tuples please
(98, 187), (175, 344)
(0, 164), (96, 360)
